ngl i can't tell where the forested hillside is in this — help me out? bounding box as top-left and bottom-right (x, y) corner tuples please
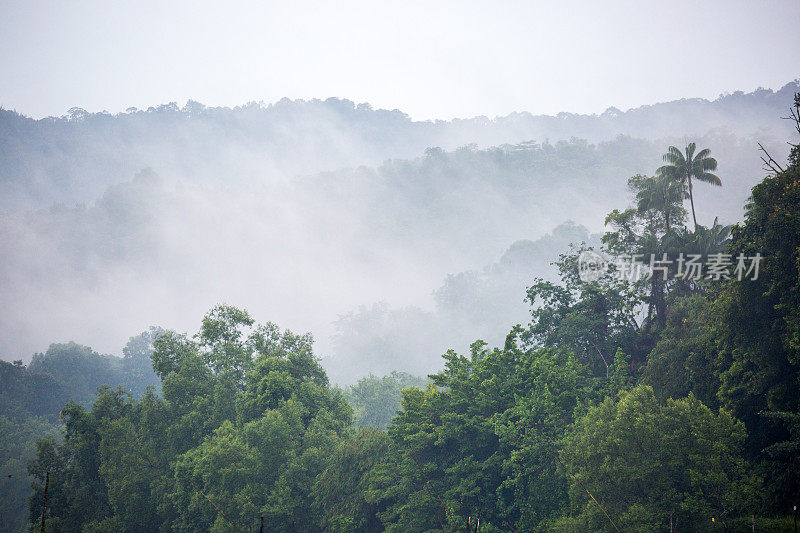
(0, 129), (785, 370)
(2, 1), (799, 531)
(5, 93), (799, 532)
(1, 82), (796, 212)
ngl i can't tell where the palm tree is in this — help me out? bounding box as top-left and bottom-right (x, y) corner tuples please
(657, 142), (721, 230)
(634, 174), (686, 233)
(686, 216), (732, 257)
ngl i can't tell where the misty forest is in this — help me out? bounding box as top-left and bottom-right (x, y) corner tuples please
(2, 37), (800, 531)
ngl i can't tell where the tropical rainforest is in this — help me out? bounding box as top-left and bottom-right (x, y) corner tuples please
(0, 90), (798, 532)
(2, 84), (797, 383)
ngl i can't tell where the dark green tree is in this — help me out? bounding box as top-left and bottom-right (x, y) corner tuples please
(712, 99), (800, 509)
(657, 143), (721, 230)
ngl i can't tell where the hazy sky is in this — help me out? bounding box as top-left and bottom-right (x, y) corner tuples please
(1, 0), (799, 120)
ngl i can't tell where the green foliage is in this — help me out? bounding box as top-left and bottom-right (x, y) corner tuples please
(2, 333), (162, 424)
(0, 333), (162, 533)
(26, 306), (355, 532)
(632, 173), (687, 232)
(369, 334), (593, 531)
(121, 327), (165, 397)
(0, 360), (68, 422)
(0, 416), (59, 533)
(314, 428), (392, 532)
(524, 248), (643, 376)
(642, 295), (720, 408)
(13, 100), (800, 530)
(559, 385), (760, 531)
(344, 372), (427, 429)
(28, 390), (130, 532)
(198, 305), (255, 379)
(603, 173), (732, 331)
(657, 142), (722, 229)
(712, 137), (800, 508)
(28, 342), (124, 408)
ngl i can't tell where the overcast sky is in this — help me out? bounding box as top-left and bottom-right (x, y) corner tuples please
(1, 0), (798, 120)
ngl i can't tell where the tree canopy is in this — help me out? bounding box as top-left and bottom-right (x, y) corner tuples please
(5, 93), (800, 533)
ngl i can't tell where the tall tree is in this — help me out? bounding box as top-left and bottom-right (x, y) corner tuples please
(633, 173), (686, 233)
(657, 142), (721, 229)
(604, 174), (688, 329)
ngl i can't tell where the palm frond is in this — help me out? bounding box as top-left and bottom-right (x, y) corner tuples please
(694, 148), (711, 160)
(700, 156), (717, 171)
(656, 165), (682, 182)
(696, 172), (722, 186)
(663, 146), (683, 163)
(685, 142), (696, 160)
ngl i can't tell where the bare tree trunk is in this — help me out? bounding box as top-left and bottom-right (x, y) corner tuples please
(688, 177), (698, 230)
(39, 471), (49, 533)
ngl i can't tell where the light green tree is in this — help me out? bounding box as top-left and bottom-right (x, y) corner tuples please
(558, 385), (760, 532)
